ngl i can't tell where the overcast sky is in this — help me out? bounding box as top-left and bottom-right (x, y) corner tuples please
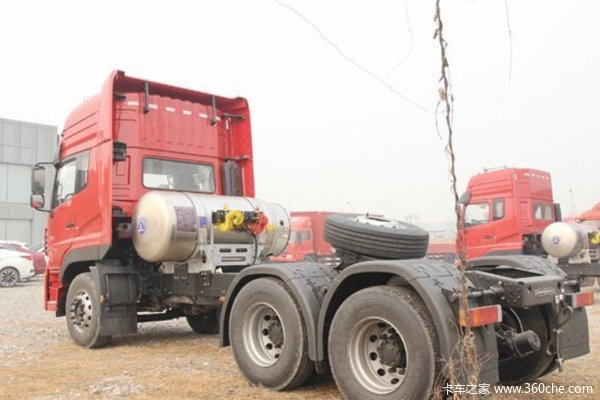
(1, 0), (599, 224)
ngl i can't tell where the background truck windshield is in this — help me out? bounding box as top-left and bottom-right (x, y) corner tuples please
(143, 158), (215, 193)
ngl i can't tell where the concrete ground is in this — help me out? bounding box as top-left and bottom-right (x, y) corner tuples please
(0, 278), (598, 400)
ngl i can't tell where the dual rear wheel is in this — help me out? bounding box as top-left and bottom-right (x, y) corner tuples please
(230, 279), (440, 399)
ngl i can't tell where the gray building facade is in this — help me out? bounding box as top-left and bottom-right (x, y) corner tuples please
(0, 118), (57, 246)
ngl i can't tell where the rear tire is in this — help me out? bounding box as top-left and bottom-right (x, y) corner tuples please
(497, 307), (553, 384)
(329, 285), (440, 400)
(0, 267), (19, 287)
(187, 310), (219, 334)
(324, 214), (429, 260)
(66, 273), (110, 348)
(229, 277), (314, 390)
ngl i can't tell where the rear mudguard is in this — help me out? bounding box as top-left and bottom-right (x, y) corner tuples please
(219, 259), (499, 382)
(469, 255), (590, 362)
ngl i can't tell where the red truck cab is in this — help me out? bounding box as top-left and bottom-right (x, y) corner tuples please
(577, 202), (600, 228)
(32, 71), (254, 314)
(459, 168), (560, 259)
(270, 211), (336, 263)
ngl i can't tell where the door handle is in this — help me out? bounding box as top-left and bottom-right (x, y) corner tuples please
(65, 221), (76, 229)
(484, 235), (494, 240)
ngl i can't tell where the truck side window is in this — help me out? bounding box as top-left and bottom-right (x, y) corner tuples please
(52, 151), (90, 208)
(464, 203), (490, 228)
(533, 203), (553, 220)
(296, 230), (312, 243)
(493, 198), (505, 220)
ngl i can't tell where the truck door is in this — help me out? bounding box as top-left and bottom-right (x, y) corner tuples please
(46, 153), (89, 268)
(463, 201), (494, 259)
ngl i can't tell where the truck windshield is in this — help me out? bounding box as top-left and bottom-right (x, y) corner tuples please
(533, 203), (553, 220)
(143, 158), (215, 193)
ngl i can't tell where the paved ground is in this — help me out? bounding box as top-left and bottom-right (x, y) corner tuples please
(0, 278), (598, 400)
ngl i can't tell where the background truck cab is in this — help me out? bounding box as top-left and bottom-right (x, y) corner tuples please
(459, 168), (560, 259)
(270, 211), (336, 263)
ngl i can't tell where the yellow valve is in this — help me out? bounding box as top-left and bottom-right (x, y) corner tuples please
(231, 210), (245, 228)
(266, 223), (275, 232)
(591, 232), (600, 245)
(216, 210), (245, 233)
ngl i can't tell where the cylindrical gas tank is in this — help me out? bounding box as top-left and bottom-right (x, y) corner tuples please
(541, 222), (595, 258)
(132, 191), (290, 263)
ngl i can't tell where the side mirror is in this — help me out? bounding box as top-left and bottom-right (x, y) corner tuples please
(31, 194), (45, 210)
(458, 191), (471, 205)
(31, 162), (55, 213)
(32, 165), (46, 195)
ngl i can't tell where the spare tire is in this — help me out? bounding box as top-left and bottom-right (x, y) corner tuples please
(324, 214), (429, 260)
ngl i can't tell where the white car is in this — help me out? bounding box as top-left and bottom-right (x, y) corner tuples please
(0, 248), (35, 287)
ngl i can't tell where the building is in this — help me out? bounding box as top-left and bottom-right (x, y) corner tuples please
(0, 118), (57, 246)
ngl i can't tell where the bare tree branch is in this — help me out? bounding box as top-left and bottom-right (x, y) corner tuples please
(273, 0), (434, 114)
(504, 0), (513, 90)
(388, 0), (414, 75)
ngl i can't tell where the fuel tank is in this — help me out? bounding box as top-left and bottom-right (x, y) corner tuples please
(541, 222), (596, 259)
(132, 191), (290, 263)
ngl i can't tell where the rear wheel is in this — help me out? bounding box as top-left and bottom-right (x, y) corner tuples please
(187, 310), (219, 334)
(329, 286), (440, 400)
(66, 273), (110, 348)
(497, 307), (553, 384)
(229, 277), (314, 390)
(0, 267), (19, 287)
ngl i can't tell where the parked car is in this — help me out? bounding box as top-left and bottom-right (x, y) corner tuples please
(0, 248), (35, 287)
(0, 241), (46, 275)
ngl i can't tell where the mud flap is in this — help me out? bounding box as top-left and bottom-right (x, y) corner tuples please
(90, 264), (138, 336)
(558, 307), (590, 361)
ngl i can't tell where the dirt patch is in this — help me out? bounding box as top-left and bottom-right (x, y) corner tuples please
(1, 279), (598, 399)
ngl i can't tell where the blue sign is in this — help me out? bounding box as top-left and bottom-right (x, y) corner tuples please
(137, 218), (147, 235)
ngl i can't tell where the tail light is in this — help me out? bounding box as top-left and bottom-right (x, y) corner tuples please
(459, 305), (502, 328)
(566, 292), (595, 308)
(20, 254), (33, 261)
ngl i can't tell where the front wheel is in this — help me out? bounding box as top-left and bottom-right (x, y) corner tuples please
(0, 267), (20, 287)
(66, 273), (110, 348)
(329, 286), (440, 400)
(229, 277), (314, 390)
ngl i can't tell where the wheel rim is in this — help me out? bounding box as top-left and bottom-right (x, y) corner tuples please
(69, 290), (94, 333)
(353, 215), (411, 230)
(242, 302), (284, 367)
(0, 268), (18, 286)
(348, 317), (408, 395)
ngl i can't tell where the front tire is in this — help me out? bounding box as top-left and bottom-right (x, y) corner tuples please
(0, 267), (19, 287)
(229, 277), (314, 390)
(66, 273), (110, 348)
(329, 286), (440, 400)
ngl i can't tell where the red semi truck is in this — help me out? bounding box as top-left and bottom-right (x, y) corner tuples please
(31, 73), (592, 400)
(458, 167), (600, 281)
(270, 212), (336, 263)
(459, 168), (558, 259)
